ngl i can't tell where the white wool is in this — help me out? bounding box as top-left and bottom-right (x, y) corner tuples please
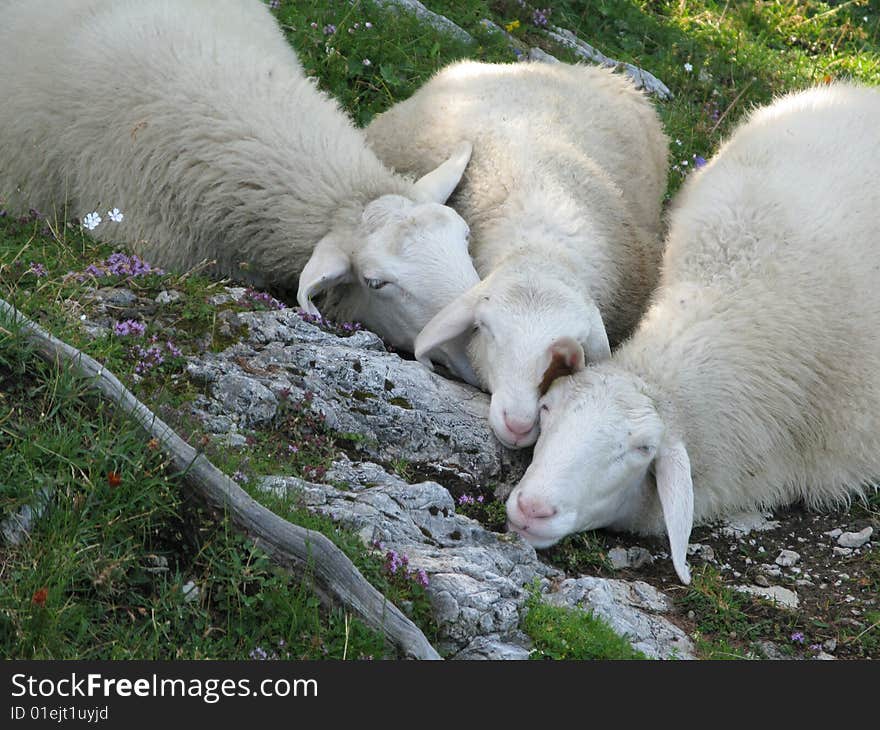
(0, 0), (478, 364)
(366, 60), (668, 447)
(508, 83), (880, 583)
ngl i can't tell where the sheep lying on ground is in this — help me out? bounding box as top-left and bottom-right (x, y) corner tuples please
(366, 60), (668, 447)
(505, 83), (880, 583)
(0, 0), (478, 377)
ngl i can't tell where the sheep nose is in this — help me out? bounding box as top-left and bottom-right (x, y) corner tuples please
(517, 493), (557, 520)
(503, 411), (535, 437)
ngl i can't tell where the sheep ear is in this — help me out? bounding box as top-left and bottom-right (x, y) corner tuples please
(297, 236), (352, 316)
(414, 286), (479, 368)
(655, 439), (694, 585)
(585, 305), (611, 362)
(539, 337), (584, 395)
(411, 141), (473, 204)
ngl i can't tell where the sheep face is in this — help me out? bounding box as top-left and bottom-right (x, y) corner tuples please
(297, 143), (481, 382)
(415, 268), (611, 448)
(352, 195), (480, 359)
(505, 368), (694, 584)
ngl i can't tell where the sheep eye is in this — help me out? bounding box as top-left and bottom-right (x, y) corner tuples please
(365, 278), (389, 290)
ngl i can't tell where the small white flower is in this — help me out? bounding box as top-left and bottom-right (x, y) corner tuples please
(365, 21), (373, 29)
(362, 58), (371, 66)
(684, 62), (693, 73)
(107, 207), (124, 223)
(83, 212), (102, 230)
(681, 159), (689, 166)
(675, 138), (682, 146)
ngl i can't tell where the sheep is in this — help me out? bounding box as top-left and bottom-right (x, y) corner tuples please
(505, 83), (880, 584)
(365, 60), (668, 448)
(0, 0), (479, 378)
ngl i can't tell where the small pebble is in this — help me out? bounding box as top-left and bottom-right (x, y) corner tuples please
(775, 549), (800, 567)
(182, 580), (200, 603)
(754, 574), (770, 587)
(823, 639), (837, 653)
(837, 526), (872, 549)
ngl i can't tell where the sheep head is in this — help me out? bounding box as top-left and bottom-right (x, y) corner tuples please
(415, 266), (611, 448)
(297, 142), (480, 381)
(505, 367), (693, 584)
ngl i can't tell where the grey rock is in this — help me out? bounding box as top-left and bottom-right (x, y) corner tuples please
(452, 632), (532, 660)
(735, 584), (799, 610)
(716, 511), (781, 538)
(211, 373), (278, 427)
(608, 547), (630, 570)
(268, 456), (692, 659)
(0, 487), (53, 546)
(545, 577), (695, 659)
(528, 47), (561, 64)
(187, 309), (529, 487)
(833, 546), (854, 557)
(813, 651), (836, 661)
(609, 546), (654, 570)
(209, 287), (247, 306)
(687, 543), (716, 563)
(823, 638), (837, 653)
(93, 286), (137, 307)
(543, 26), (672, 99)
(373, 0), (473, 43)
(223, 432), (249, 448)
(775, 549), (800, 567)
(753, 574), (770, 588)
(825, 528), (843, 539)
(155, 289), (182, 304)
(627, 547), (654, 569)
(181, 580), (199, 603)
(837, 526), (873, 548)
(753, 640), (788, 660)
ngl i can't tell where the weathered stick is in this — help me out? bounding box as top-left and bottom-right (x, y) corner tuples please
(0, 297), (440, 660)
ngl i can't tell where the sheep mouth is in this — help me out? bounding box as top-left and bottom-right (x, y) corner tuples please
(505, 520), (564, 549)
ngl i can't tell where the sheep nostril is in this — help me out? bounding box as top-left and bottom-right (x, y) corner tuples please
(517, 493), (557, 520)
(503, 411), (535, 437)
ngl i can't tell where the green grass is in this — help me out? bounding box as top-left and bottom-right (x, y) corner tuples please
(2, 0), (879, 660)
(521, 586), (647, 659)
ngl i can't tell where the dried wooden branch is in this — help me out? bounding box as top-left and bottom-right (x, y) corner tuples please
(0, 297), (440, 660)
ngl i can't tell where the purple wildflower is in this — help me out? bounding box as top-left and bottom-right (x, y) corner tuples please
(165, 340), (182, 358)
(323, 24), (336, 35)
(414, 568), (429, 588)
(693, 155), (707, 168)
(27, 262), (48, 278)
(477, 495), (485, 503)
(532, 8), (551, 27)
(114, 319), (147, 337)
(249, 646), (268, 660)
(791, 632), (805, 644)
(385, 550), (403, 575)
(131, 344), (165, 374)
(232, 470), (249, 484)
(458, 494), (475, 506)
(288, 444), (299, 454)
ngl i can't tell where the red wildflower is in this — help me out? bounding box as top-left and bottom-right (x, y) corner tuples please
(31, 587), (48, 607)
(107, 471), (122, 487)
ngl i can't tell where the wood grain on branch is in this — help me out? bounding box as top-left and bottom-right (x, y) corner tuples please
(0, 297), (440, 660)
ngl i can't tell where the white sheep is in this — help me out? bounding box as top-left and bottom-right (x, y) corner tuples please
(0, 0), (479, 377)
(505, 83), (880, 584)
(366, 60), (668, 448)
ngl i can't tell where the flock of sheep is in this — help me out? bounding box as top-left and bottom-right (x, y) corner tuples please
(2, 0), (879, 584)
